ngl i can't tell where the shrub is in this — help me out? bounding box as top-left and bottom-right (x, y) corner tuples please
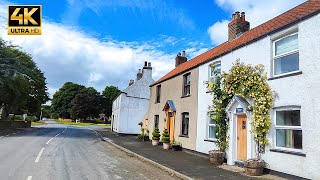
(161, 129), (170, 143)
(152, 128), (160, 140)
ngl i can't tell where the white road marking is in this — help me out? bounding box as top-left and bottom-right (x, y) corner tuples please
(55, 133), (61, 137)
(27, 176), (32, 180)
(35, 148), (45, 163)
(12, 133), (16, 135)
(46, 138), (53, 145)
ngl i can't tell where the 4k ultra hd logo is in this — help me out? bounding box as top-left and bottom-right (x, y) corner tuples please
(8, 5), (42, 35)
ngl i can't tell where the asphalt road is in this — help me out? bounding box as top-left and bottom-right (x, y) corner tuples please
(0, 120), (178, 180)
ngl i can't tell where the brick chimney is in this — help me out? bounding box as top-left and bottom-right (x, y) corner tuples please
(228, 11), (250, 41)
(175, 51), (187, 67)
(129, 79), (134, 86)
(136, 69), (143, 81)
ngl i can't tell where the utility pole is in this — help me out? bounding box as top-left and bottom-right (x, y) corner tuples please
(39, 107), (43, 121)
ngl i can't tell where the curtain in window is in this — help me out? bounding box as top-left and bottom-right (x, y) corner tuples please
(275, 34), (298, 56)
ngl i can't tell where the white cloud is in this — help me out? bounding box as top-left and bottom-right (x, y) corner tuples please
(208, 0), (306, 44)
(185, 47), (209, 58)
(0, 2), (177, 98)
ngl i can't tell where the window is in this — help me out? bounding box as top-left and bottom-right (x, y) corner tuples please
(156, 85), (161, 103)
(183, 73), (191, 96)
(207, 111), (216, 140)
(181, 113), (189, 136)
(273, 33), (299, 76)
(209, 63), (221, 83)
(275, 109), (302, 150)
(154, 115), (159, 128)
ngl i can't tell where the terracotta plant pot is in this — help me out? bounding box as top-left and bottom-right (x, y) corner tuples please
(244, 159), (265, 176)
(163, 142), (170, 150)
(152, 139), (159, 146)
(208, 150), (225, 165)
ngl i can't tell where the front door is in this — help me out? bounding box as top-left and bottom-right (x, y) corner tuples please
(237, 115), (247, 161)
(169, 113), (175, 143)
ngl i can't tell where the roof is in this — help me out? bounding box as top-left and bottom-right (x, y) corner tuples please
(162, 100), (176, 111)
(226, 95), (250, 112)
(150, 0), (320, 87)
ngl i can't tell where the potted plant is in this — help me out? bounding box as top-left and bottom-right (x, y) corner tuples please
(244, 158), (265, 176)
(171, 141), (182, 151)
(161, 129), (170, 150)
(151, 127), (160, 145)
(137, 127), (144, 140)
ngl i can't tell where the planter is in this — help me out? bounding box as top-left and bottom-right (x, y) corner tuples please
(208, 150), (225, 165)
(172, 145), (182, 151)
(163, 142), (170, 150)
(244, 159), (265, 176)
(152, 139), (159, 146)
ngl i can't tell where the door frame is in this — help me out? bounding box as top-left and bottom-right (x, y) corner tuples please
(165, 110), (175, 143)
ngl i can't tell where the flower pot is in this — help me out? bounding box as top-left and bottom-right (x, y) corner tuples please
(172, 145), (182, 151)
(163, 142), (170, 150)
(152, 139), (159, 146)
(244, 159), (265, 176)
(208, 150), (225, 165)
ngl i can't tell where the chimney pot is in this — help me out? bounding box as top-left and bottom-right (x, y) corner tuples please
(144, 61), (147, 67)
(182, 51), (186, 57)
(148, 62), (151, 67)
(129, 79), (134, 86)
(175, 51), (188, 67)
(228, 11), (250, 41)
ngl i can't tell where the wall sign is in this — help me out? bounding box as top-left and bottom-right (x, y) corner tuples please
(236, 108), (244, 113)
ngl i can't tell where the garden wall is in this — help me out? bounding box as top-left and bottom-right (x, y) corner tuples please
(0, 121), (31, 129)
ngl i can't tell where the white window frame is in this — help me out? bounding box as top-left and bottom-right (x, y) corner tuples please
(274, 108), (303, 152)
(272, 32), (299, 77)
(207, 110), (217, 141)
(208, 62), (221, 82)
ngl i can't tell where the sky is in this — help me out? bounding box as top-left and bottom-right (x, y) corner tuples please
(0, 0), (306, 99)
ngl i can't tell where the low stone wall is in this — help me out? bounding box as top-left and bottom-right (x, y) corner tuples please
(0, 121), (31, 129)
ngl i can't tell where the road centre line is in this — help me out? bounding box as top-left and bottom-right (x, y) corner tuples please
(46, 138), (53, 145)
(35, 148), (45, 163)
(27, 176), (32, 180)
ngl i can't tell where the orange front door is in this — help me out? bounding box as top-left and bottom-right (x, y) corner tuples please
(237, 115), (247, 161)
(169, 116), (175, 143)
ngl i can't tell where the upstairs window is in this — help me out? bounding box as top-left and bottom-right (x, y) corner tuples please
(181, 112), (189, 136)
(275, 109), (302, 150)
(209, 63), (221, 83)
(183, 73), (191, 96)
(273, 33), (299, 76)
(156, 85), (161, 103)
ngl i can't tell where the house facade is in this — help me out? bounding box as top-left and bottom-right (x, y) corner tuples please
(147, 52), (199, 150)
(148, 1), (320, 179)
(112, 61), (154, 134)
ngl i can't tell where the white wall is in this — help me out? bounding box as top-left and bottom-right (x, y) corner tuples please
(197, 14), (320, 179)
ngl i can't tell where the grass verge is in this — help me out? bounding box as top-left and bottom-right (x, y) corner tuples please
(31, 121), (45, 126)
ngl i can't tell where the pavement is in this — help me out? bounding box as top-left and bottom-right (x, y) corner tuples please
(0, 120), (179, 180)
(96, 128), (256, 180)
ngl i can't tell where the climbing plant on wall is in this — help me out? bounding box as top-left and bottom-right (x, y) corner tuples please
(221, 59), (273, 157)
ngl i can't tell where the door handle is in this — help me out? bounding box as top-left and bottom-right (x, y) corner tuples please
(237, 136), (239, 140)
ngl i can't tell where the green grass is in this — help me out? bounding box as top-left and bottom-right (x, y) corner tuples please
(55, 120), (111, 126)
(95, 123), (110, 126)
(31, 121), (45, 126)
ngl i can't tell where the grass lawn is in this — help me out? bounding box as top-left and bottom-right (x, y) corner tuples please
(31, 121), (45, 126)
(55, 120), (110, 126)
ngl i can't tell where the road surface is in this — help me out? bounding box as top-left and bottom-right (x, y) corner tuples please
(0, 120), (178, 180)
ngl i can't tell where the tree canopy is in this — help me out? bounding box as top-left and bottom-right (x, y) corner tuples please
(0, 39), (49, 120)
(101, 86), (121, 117)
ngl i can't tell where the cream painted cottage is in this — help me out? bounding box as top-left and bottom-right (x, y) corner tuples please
(147, 1), (320, 179)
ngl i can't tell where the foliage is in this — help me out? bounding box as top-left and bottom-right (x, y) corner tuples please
(0, 39), (49, 119)
(51, 82), (86, 118)
(101, 86), (121, 117)
(69, 87), (102, 120)
(221, 60), (273, 158)
(161, 129), (170, 143)
(152, 127), (160, 140)
(172, 141), (182, 146)
(41, 105), (51, 118)
(206, 66), (231, 152)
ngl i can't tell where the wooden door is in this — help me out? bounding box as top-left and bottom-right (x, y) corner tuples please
(169, 115), (175, 143)
(237, 115), (247, 161)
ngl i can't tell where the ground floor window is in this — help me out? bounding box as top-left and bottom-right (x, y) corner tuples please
(207, 111), (216, 140)
(275, 109), (302, 150)
(154, 115), (159, 128)
(181, 112), (189, 136)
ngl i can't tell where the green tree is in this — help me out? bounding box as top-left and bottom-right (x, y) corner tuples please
(101, 86), (121, 116)
(69, 87), (102, 120)
(51, 82), (85, 118)
(0, 39), (49, 120)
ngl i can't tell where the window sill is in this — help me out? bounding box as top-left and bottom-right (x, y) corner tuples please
(179, 135), (189, 138)
(181, 95), (191, 98)
(268, 71), (302, 80)
(269, 148), (306, 157)
(204, 139), (217, 143)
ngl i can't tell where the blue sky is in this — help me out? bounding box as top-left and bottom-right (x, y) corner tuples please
(0, 0), (305, 98)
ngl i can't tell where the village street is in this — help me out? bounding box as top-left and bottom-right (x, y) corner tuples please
(0, 120), (179, 180)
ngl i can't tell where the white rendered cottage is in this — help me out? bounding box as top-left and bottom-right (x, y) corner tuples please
(112, 62), (154, 134)
(196, 1), (320, 179)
